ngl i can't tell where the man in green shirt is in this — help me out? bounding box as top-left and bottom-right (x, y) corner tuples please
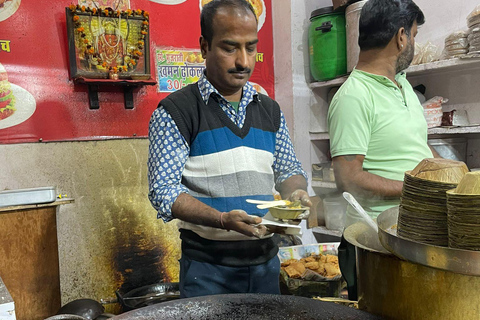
(328, 0), (439, 225)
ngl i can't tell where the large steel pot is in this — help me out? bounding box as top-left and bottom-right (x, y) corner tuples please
(344, 219), (480, 320)
(110, 293), (382, 319)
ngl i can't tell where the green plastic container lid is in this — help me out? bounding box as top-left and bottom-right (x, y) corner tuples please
(310, 6), (335, 21)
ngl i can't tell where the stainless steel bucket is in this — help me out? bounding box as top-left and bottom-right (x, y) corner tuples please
(344, 219), (480, 319)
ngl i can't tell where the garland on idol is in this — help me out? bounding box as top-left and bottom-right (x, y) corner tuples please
(69, 4), (149, 76)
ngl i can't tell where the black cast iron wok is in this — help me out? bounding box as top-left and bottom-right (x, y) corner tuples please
(110, 293), (383, 320)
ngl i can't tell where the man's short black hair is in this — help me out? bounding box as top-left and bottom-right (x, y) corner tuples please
(201, 0), (257, 48)
(358, 0), (425, 50)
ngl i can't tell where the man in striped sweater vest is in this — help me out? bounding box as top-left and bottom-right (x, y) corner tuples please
(148, 0), (311, 298)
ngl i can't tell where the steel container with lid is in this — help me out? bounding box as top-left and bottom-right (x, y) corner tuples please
(308, 7), (347, 81)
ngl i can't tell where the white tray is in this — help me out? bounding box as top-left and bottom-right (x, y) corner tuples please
(0, 187), (56, 207)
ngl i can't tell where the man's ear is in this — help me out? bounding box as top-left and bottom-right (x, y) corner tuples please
(200, 36), (208, 58)
(396, 27), (407, 51)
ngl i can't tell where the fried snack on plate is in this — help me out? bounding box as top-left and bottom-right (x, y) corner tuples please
(324, 263), (341, 278)
(302, 256), (316, 263)
(280, 259), (297, 268)
(285, 265), (305, 279)
(305, 261), (319, 270)
(325, 254), (339, 264)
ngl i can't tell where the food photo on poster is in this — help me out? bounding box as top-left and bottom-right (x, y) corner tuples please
(0, 61), (36, 130)
(0, 0), (20, 22)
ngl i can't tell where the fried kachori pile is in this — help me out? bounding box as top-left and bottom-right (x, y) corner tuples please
(281, 253), (340, 280)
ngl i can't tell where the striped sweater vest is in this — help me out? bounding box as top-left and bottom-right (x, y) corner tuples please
(160, 83), (281, 242)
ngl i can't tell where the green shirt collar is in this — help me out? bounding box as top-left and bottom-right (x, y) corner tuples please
(352, 68), (407, 88)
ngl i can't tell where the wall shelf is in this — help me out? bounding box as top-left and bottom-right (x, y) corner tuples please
(312, 226), (342, 238)
(407, 56), (480, 77)
(309, 57), (480, 90)
(73, 77), (157, 110)
(311, 180), (337, 189)
(428, 125), (480, 137)
(311, 126), (480, 141)
(309, 75), (348, 90)
(310, 132), (330, 141)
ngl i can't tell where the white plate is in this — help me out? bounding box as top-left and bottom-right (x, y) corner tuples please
(199, 0), (266, 32)
(149, 0), (186, 4)
(0, 83), (36, 130)
(0, 0), (21, 22)
(249, 81), (268, 96)
(258, 214), (302, 236)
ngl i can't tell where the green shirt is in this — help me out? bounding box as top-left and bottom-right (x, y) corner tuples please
(328, 69), (433, 221)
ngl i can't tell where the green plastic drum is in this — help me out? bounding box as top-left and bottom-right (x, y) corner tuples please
(309, 7), (347, 81)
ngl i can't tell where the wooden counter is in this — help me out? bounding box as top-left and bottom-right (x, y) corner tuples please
(0, 199), (74, 320)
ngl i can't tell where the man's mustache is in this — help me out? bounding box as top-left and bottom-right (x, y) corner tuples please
(228, 68), (251, 74)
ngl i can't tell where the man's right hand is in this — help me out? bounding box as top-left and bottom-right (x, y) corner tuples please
(173, 194), (269, 238)
(221, 210), (268, 238)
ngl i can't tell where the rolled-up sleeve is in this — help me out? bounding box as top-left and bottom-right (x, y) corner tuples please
(147, 107), (190, 222)
(273, 111), (308, 188)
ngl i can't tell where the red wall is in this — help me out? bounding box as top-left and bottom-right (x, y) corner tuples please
(0, 0), (274, 143)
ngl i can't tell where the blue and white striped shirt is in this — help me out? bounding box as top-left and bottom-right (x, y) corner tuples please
(148, 74), (307, 222)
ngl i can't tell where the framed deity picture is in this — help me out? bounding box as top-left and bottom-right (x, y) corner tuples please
(65, 6), (151, 80)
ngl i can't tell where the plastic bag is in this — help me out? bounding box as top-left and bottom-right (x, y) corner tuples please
(422, 96), (449, 128)
(445, 38), (469, 48)
(444, 30), (469, 58)
(445, 39), (469, 49)
(446, 30), (468, 43)
(412, 42), (441, 65)
(446, 48), (469, 54)
(441, 110), (455, 127)
(441, 109), (471, 127)
(445, 43), (469, 51)
(468, 28), (480, 49)
(422, 42), (440, 63)
(467, 5), (480, 28)
(412, 43), (423, 65)
(422, 96), (448, 109)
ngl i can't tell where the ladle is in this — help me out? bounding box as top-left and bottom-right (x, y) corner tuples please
(342, 192), (378, 233)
